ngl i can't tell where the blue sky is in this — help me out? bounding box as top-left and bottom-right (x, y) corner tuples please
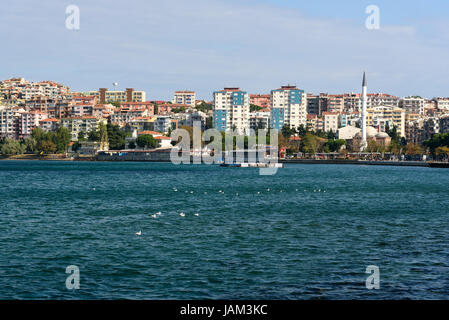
(1, 0), (448, 100)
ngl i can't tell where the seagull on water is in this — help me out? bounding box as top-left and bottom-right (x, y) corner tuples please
(194, 213), (199, 216)
(180, 212), (185, 217)
(135, 230), (142, 236)
(151, 214), (157, 218)
(156, 211), (162, 215)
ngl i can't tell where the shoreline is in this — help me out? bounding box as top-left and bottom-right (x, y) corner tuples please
(1, 155), (445, 167)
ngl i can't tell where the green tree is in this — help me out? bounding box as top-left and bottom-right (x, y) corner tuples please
(324, 139), (346, 152)
(54, 126), (71, 153)
(297, 124), (307, 137)
(172, 106), (186, 113)
(136, 134), (158, 149)
(301, 133), (318, 154)
(107, 123), (126, 150)
(40, 140), (57, 154)
(78, 131), (87, 141)
(250, 104), (263, 112)
(31, 127), (46, 144)
(435, 146), (449, 160)
(1, 138), (25, 155)
(281, 124), (295, 138)
(23, 137), (37, 153)
(405, 143), (422, 155)
(88, 130), (100, 141)
(108, 101), (121, 108)
(195, 102), (213, 113)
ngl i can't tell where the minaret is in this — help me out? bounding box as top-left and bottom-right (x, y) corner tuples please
(361, 72), (367, 151)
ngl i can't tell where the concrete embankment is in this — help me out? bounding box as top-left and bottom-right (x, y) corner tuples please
(280, 159), (430, 167)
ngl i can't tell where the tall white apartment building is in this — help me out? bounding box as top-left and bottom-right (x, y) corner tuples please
(173, 91), (195, 107)
(434, 97), (449, 111)
(270, 85), (307, 130)
(399, 97), (425, 115)
(213, 88), (249, 134)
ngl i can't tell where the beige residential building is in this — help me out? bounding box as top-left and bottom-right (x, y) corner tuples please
(367, 106), (406, 137)
(173, 91), (195, 107)
(399, 97), (425, 115)
(61, 116), (107, 140)
(86, 88), (146, 104)
(322, 112), (339, 132)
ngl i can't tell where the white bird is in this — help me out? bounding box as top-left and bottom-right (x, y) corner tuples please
(257, 192), (260, 194)
(135, 230), (142, 236)
(180, 212), (185, 217)
(93, 187), (96, 191)
(267, 188), (270, 192)
(190, 191), (194, 194)
(173, 189), (178, 192)
(218, 190), (222, 193)
(194, 213), (199, 216)
(151, 214), (157, 218)
(156, 212), (162, 215)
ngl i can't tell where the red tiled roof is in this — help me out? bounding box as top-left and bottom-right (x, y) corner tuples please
(138, 131), (162, 136)
(40, 118), (60, 122)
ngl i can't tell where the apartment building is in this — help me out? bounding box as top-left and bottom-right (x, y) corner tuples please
(249, 110), (271, 131)
(213, 87), (250, 134)
(367, 106), (406, 137)
(173, 91), (195, 107)
(433, 97), (449, 111)
(250, 94), (270, 109)
(86, 88), (146, 104)
(19, 111), (48, 137)
(344, 93), (399, 112)
(61, 116), (107, 140)
(39, 118), (60, 132)
(399, 97), (425, 115)
(322, 112), (339, 132)
(270, 85), (307, 130)
(109, 105), (153, 125)
(0, 107), (18, 138)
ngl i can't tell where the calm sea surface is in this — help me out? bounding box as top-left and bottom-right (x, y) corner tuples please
(0, 160), (448, 299)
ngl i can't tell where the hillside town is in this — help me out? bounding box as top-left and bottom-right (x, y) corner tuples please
(1, 77), (449, 161)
